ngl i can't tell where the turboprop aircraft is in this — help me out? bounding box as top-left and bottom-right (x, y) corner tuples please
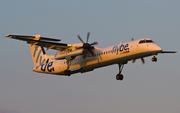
(5, 33), (176, 80)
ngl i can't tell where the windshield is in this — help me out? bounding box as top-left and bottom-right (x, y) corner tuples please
(139, 39), (154, 44)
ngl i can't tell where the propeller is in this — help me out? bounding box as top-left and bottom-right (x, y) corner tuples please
(77, 32), (98, 58)
(132, 58), (145, 64)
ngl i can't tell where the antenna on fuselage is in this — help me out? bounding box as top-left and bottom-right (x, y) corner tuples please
(131, 37), (134, 41)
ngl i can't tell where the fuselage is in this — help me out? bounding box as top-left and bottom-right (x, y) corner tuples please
(32, 38), (162, 75)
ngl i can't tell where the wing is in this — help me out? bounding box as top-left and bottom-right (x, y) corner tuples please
(160, 51), (176, 53)
(5, 34), (72, 51)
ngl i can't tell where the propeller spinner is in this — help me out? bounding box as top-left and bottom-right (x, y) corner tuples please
(77, 32), (98, 58)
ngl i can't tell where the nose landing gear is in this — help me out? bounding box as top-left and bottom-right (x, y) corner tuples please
(152, 55), (157, 62)
(116, 74), (124, 80)
(116, 63), (125, 81)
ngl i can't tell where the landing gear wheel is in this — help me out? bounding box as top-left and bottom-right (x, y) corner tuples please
(152, 57), (157, 62)
(116, 63), (125, 81)
(116, 74), (123, 80)
(64, 70), (71, 76)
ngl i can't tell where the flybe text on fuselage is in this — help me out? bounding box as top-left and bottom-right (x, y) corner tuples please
(41, 60), (54, 72)
(34, 45), (46, 65)
(112, 43), (130, 55)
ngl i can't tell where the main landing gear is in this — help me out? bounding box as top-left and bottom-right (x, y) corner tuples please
(64, 60), (72, 76)
(64, 70), (71, 76)
(152, 55), (157, 62)
(116, 63), (125, 81)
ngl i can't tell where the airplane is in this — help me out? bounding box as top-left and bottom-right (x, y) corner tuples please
(5, 32), (176, 80)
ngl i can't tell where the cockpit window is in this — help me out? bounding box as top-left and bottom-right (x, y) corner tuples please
(146, 40), (153, 43)
(139, 40), (146, 44)
(139, 39), (154, 44)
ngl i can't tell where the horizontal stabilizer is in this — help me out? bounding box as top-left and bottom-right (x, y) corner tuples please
(5, 35), (61, 42)
(5, 34), (72, 51)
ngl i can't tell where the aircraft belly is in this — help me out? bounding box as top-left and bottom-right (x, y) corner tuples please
(84, 50), (159, 71)
(99, 53), (125, 66)
(83, 53), (125, 70)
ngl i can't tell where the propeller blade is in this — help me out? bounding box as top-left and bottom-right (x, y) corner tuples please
(77, 32), (98, 58)
(77, 35), (84, 43)
(90, 46), (94, 49)
(83, 49), (87, 59)
(141, 58), (145, 64)
(86, 32), (90, 43)
(90, 41), (98, 45)
(88, 48), (95, 56)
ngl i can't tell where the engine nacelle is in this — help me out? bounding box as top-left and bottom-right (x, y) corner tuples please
(55, 49), (83, 60)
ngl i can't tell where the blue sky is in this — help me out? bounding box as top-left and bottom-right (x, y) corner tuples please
(0, 0), (179, 113)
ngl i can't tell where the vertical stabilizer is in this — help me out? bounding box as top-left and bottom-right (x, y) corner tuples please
(29, 44), (47, 67)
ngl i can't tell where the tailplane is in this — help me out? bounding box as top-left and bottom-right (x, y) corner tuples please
(5, 34), (64, 67)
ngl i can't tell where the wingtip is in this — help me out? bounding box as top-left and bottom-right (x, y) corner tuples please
(5, 35), (10, 37)
(161, 51), (177, 53)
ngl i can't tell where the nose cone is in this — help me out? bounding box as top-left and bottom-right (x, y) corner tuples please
(155, 44), (162, 51)
(151, 44), (162, 52)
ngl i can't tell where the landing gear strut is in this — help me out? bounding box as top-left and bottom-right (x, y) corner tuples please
(116, 64), (124, 80)
(152, 55), (157, 62)
(64, 60), (72, 76)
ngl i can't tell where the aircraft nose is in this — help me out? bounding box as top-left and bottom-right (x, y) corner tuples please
(153, 44), (162, 52)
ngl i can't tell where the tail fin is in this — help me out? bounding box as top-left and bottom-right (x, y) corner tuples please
(5, 34), (56, 67)
(29, 44), (47, 67)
